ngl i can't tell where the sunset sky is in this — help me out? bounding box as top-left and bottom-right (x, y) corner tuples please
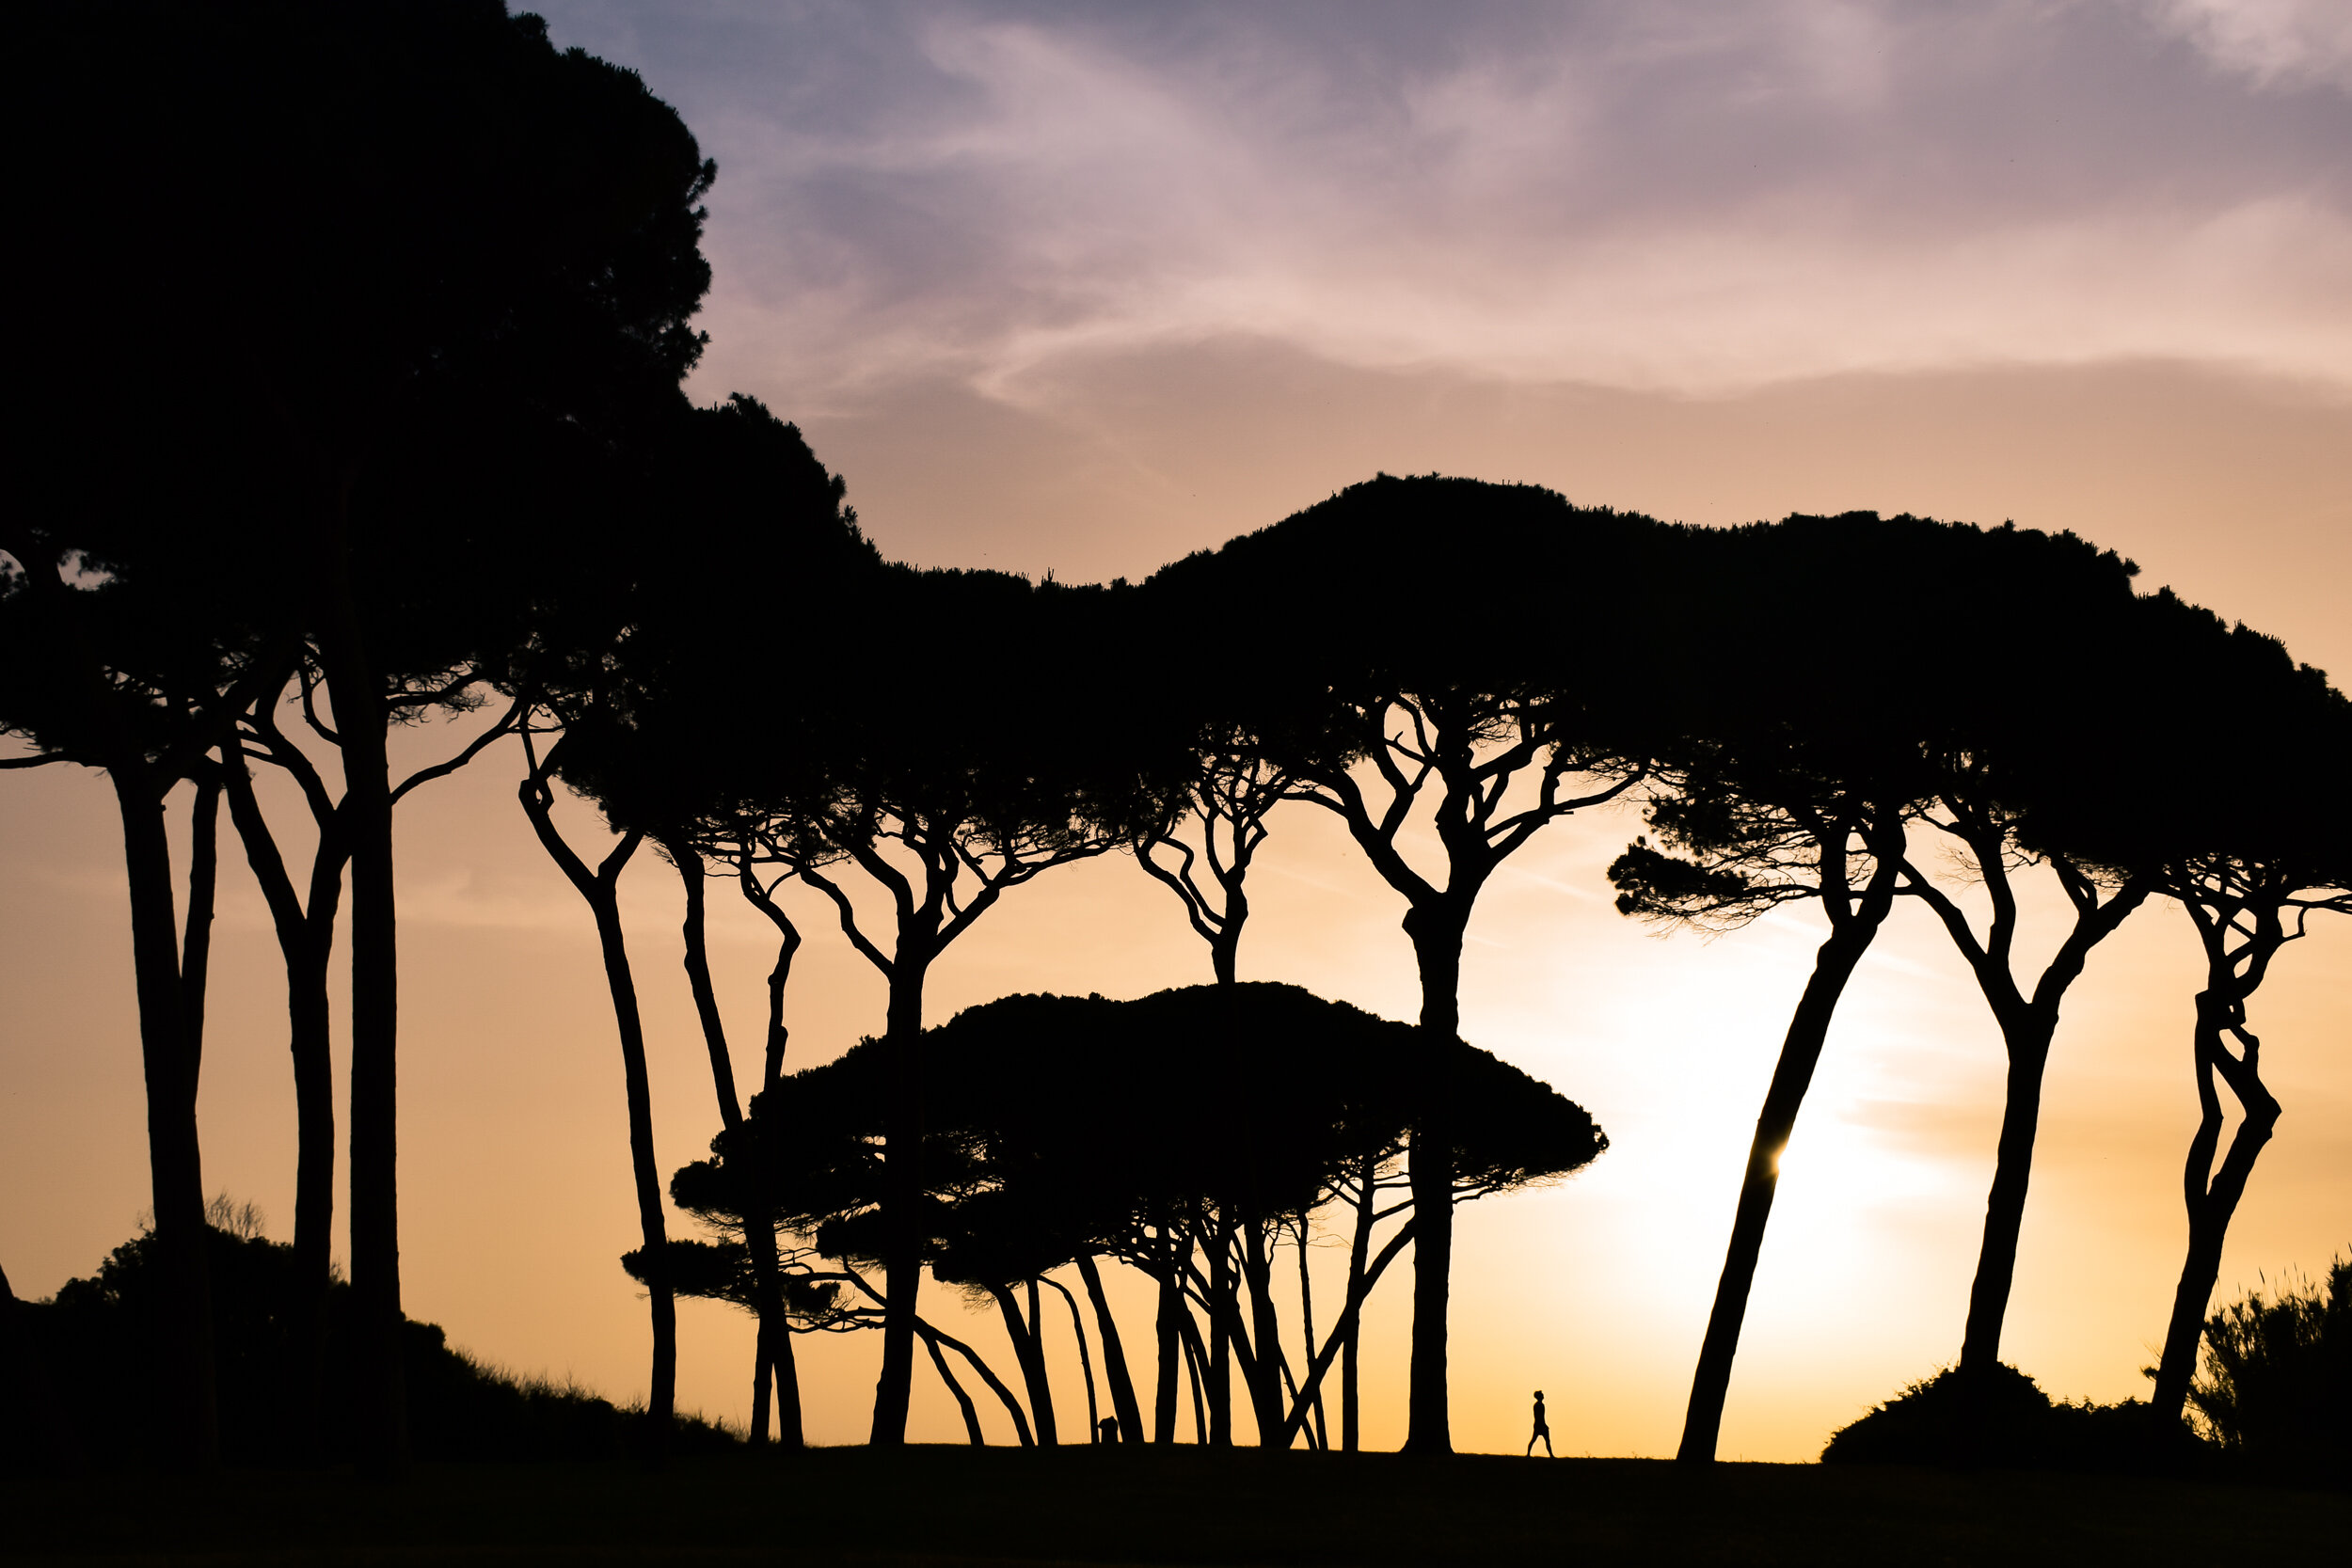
(4, 0), (2347, 1461)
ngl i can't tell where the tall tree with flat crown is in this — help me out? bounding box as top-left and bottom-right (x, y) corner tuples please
(508, 394), (881, 1454)
(1865, 525), (2154, 1419)
(2015, 588), (2352, 1433)
(1, 493), (295, 1472)
(1609, 514), (2052, 1464)
(1145, 476), (1656, 1452)
(675, 565), (1177, 1445)
(19, 0), (723, 1472)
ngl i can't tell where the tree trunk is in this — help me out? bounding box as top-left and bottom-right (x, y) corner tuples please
(1279, 1214), (1414, 1447)
(583, 858), (676, 1455)
(219, 754), (342, 1458)
(321, 641), (405, 1475)
(1209, 924), (1240, 987)
(988, 1283), (1057, 1447)
(1957, 1006), (2057, 1377)
(1242, 1225), (1290, 1446)
(920, 1328), (987, 1445)
(1941, 870), (2148, 1397)
(1045, 1277), (1100, 1441)
(111, 771), (219, 1470)
(281, 932), (338, 1458)
(1677, 903), (1891, 1464)
(2149, 990), (2282, 1426)
(673, 846), (740, 1119)
(179, 776), (220, 1071)
(522, 783), (674, 1459)
(868, 956), (930, 1446)
(1295, 1222), (1328, 1449)
(771, 1308), (804, 1449)
(1207, 1222), (1234, 1446)
(1177, 1302), (1211, 1443)
(750, 1319), (772, 1444)
(1343, 1152), (1375, 1452)
(922, 1322), (1033, 1445)
(759, 919), (799, 1093)
(1401, 905), (1467, 1454)
(671, 844), (801, 1449)
(1153, 1229), (1182, 1444)
(1076, 1253), (1145, 1446)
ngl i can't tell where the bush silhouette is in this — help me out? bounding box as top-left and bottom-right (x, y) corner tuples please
(2190, 1254), (2348, 1484)
(7, 1216), (735, 1470)
(1822, 1363), (2185, 1474)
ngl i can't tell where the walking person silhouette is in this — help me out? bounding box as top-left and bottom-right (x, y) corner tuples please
(1526, 1390), (1554, 1457)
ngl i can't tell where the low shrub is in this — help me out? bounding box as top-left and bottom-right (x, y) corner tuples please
(3, 1213), (737, 1470)
(1821, 1362), (2197, 1474)
(2189, 1252), (2347, 1486)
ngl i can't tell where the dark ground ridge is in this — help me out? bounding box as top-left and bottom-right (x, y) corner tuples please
(4, 1445), (2345, 1567)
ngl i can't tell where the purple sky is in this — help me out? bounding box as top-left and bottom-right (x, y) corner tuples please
(532, 1), (2352, 401)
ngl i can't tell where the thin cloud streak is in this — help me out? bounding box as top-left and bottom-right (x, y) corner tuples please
(2136, 0), (2352, 89)
(539, 0), (2352, 403)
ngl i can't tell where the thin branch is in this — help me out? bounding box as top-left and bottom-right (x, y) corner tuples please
(390, 694), (526, 804)
(796, 860), (895, 978)
(298, 665), (339, 746)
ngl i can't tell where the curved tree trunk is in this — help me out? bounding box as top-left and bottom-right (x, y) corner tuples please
(585, 859), (676, 1453)
(1076, 1253), (1145, 1445)
(1280, 1213), (1415, 1447)
(2149, 990), (2282, 1426)
(220, 754), (342, 1457)
(989, 1281), (1058, 1447)
(920, 1328), (987, 1445)
(671, 844), (803, 1449)
(1045, 1277), (1100, 1440)
(1677, 895), (1893, 1464)
(1177, 1302), (1211, 1443)
(520, 784), (673, 1457)
(919, 1320), (1034, 1445)
(1241, 1225), (1290, 1447)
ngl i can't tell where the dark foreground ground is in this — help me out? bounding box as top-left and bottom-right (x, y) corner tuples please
(4, 1445), (2344, 1567)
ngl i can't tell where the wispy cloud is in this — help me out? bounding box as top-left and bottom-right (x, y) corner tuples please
(2133, 0), (2352, 90)
(537, 1), (2352, 401)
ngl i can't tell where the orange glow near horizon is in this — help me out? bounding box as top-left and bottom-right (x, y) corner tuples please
(5, 610), (2348, 1460)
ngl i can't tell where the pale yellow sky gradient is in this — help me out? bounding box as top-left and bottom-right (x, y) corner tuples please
(3, 352), (2344, 1459)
